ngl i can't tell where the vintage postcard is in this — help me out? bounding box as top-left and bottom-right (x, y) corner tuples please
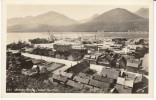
(1, 0), (154, 98)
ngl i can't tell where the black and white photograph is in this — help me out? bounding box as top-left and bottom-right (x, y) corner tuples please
(1, 0), (154, 98)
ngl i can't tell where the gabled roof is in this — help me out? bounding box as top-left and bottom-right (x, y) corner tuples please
(124, 79), (134, 88)
(116, 77), (125, 85)
(84, 85), (93, 90)
(66, 80), (84, 90)
(78, 72), (92, 79)
(89, 79), (99, 87)
(73, 76), (89, 84)
(66, 61), (90, 75)
(89, 79), (110, 90)
(116, 77), (134, 88)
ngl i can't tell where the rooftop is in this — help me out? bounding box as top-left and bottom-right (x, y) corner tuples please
(73, 76), (90, 84)
(66, 80), (84, 90)
(59, 71), (73, 78)
(66, 61), (90, 75)
(93, 75), (114, 84)
(116, 77), (125, 85)
(78, 72), (92, 79)
(115, 84), (132, 93)
(100, 68), (120, 79)
(52, 74), (68, 83)
(89, 79), (110, 90)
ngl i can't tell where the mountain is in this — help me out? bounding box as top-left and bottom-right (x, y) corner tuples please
(135, 8), (149, 18)
(78, 14), (99, 23)
(7, 11), (77, 27)
(8, 8), (149, 32)
(80, 8), (148, 32)
(8, 17), (23, 26)
(89, 8), (146, 23)
(8, 16), (33, 26)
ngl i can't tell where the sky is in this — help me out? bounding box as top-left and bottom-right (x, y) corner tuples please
(7, 5), (148, 20)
